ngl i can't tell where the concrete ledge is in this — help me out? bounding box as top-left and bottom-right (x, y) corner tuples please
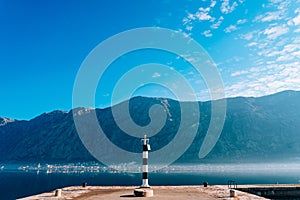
(238, 184), (300, 199)
(134, 188), (154, 197)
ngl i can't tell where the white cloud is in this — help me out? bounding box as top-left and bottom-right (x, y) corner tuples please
(152, 72), (161, 78)
(186, 26), (193, 31)
(182, 18), (191, 25)
(182, 13), (196, 25)
(182, 32), (191, 38)
(210, 0), (217, 8)
(264, 43), (299, 58)
(263, 25), (289, 40)
(182, 0), (242, 33)
(211, 16), (224, 29)
(256, 42), (269, 49)
(224, 25), (238, 33)
(254, 11), (282, 22)
(283, 44), (299, 52)
(292, 50), (300, 57)
(225, 62), (300, 98)
(276, 0), (291, 12)
(187, 13), (196, 20)
(228, 0), (300, 98)
(221, 0), (238, 14)
(265, 50), (280, 57)
(181, 0), (299, 98)
(292, 14), (300, 25)
(240, 31), (257, 40)
(199, 7), (211, 12)
(276, 54), (294, 62)
(266, 61), (276, 65)
(196, 12), (212, 20)
(246, 42), (258, 47)
(237, 19), (247, 24)
(287, 19), (294, 26)
(202, 30), (213, 37)
(231, 70), (248, 77)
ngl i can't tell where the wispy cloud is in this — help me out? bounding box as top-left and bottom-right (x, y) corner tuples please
(276, 54), (294, 62)
(224, 0), (300, 98)
(202, 30), (213, 37)
(246, 42), (258, 47)
(254, 11), (283, 22)
(230, 70), (248, 77)
(180, 0), (299, 98)
(210, 0), (217, 8)
(182, 0), (243, 35)
(220, 0), (238, 14)
(291, 14), (300, 25)
(237, 19), (247, 24)
(240, 30), (258, 40)
(224, 25), (238, 33)
(263, 25), (289, 40)
(225, 62), (300, 98)
(211, 16), (224, 29)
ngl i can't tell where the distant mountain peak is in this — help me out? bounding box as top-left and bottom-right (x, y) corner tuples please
(72, 107), (95, 117)
(0, 117), (15, 126)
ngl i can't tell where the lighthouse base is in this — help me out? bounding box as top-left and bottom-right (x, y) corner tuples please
(134, 188), (154, 197)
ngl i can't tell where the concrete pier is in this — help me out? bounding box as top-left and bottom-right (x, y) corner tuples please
(237, 184), (300, 199)
(18, 185), (267, 200)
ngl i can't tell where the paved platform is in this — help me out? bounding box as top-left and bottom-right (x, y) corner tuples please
(18, 185), (267, 200)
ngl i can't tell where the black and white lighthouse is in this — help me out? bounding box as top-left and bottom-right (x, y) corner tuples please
(133, 135), (154, 197)
(141, 135), (151, 188)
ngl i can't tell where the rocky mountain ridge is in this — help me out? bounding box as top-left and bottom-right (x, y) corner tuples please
(0, 90), (299, 164)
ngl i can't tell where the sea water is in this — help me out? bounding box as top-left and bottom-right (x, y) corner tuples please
(0, 163), (299, 200)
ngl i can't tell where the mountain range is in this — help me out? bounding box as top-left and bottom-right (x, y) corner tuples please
(0, 90), (300, 164)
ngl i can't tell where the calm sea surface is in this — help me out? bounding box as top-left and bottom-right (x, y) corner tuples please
(1, 163), (299, 200)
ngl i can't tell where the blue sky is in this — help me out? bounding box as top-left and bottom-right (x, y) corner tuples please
(1, 0), (300, 120)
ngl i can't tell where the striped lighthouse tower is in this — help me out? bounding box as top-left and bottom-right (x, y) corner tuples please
(141, 134), (151, 188)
